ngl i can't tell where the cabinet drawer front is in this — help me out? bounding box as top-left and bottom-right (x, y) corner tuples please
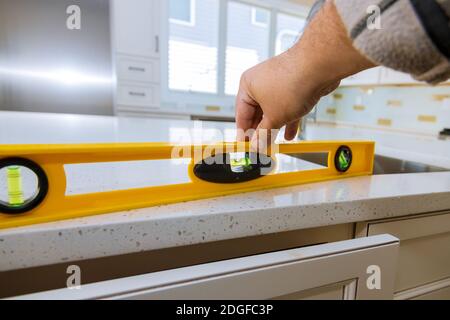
(368, 213), (450, 241)
(273, 280), (354, 300)
(396, 277), (450, 300)
(413, 285), (450, 300)
(11, 235), (399, 300)
(117, 58), (159, 83)
(116, 84), (159, 107)
(367, 213), (450, 292)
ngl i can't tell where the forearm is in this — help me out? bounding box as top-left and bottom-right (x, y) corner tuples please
(302, 1), (376, 75)
(334, 0), (450, 84)
(285, 1), (376, 92)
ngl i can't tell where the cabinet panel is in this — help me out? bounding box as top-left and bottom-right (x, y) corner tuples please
(357, 212), (450, 294)
(112, 0), (160, 58)
(152, 0), (161, 53)
(117, 57), (160, 83)
(393, 233), (450, 292)
(340, 67), (381, 86)
(116, 83), (160, 108)
(378, 67), (418, 85)
(413, 286), (450, 300)
(376, 67), (449, 85)
(395, 277), (450, 300)
(367, 213), (450, 241)
(11, 235), (399, 300)
(273, 280), (354, 300)
(0, 224), (354, 298)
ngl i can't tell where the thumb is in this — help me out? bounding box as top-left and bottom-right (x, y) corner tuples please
(250, 117), (280, 154)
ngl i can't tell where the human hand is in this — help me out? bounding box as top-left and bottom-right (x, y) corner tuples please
(235, 0), (376, 151)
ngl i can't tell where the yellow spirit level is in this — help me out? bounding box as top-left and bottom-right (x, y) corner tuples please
(0, 141), (374, 229)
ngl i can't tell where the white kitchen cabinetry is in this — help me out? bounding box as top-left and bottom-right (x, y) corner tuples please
(12, 235), (399, 300)
(340, 67), (381, 86)
(379, 67), (450, 85)
(116, 82), (160, 109)
(378, 67), (419, 85)
(356, 211), (450, 300)
(111, 0), (162, 113)
(341, 66), (449, 86)
(116, 57), (160, 83)
(112, 0), (160, 58)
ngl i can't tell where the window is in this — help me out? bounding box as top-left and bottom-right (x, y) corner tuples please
(170, 0), (196, 26)
(251, 8), (270, 27)
(168, 0), (219, 93)
(276, 30), (299, 55)
(164, 0), (308, 106)
(225, 2), (271, 95)
(276, 13), (306, 55)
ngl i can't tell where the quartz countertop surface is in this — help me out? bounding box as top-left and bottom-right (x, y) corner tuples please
(0, 111), (449, 271)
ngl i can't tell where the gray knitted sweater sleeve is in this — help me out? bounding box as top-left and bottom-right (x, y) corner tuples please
(332, 0), (450, 84)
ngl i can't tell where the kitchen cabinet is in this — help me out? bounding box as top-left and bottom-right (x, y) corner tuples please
(379, 67), (450, 85)
(412, 285), (450, 300)
(396, 278), (450, 300)
(0, 224), (355, 298)
(116, 82), (160, 110)
(111, 0), (162, 113)
(378, 67), (419, 85)
(341, 66), (449, 86)
(11, 235), (399, 300)
(340, 67), (381, 86)
(356, 211), (450, 300)
(116, 57), (160, 83)
(111, 0), (160, 58)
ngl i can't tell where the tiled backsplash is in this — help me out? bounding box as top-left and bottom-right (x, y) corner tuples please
(316, 86), (450, 135)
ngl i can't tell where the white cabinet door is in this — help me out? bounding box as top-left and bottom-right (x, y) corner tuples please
(356, 212), (450, 299)
(111, 0), (162, 113)
(111, 0), (160, 58)
(378, 67), (418, 85)
(11, 235), (399, 300)
(340, 67), (381, 86)
(376, 67), (449, 85)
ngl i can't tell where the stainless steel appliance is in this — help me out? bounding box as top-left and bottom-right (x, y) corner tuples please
(0, 0), (113, 115)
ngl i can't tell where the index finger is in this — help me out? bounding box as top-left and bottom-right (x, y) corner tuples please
(235, 90), (262, 141)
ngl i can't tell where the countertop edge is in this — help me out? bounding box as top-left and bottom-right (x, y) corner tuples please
(1, 184), (449, 272)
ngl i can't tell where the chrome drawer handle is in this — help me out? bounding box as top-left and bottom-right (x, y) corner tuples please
(128, 66), (146, 72)
(128, 91), (146, 97)
(155, 35), (159, 53)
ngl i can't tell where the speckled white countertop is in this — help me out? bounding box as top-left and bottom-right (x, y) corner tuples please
(0, 111), (449, 271)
